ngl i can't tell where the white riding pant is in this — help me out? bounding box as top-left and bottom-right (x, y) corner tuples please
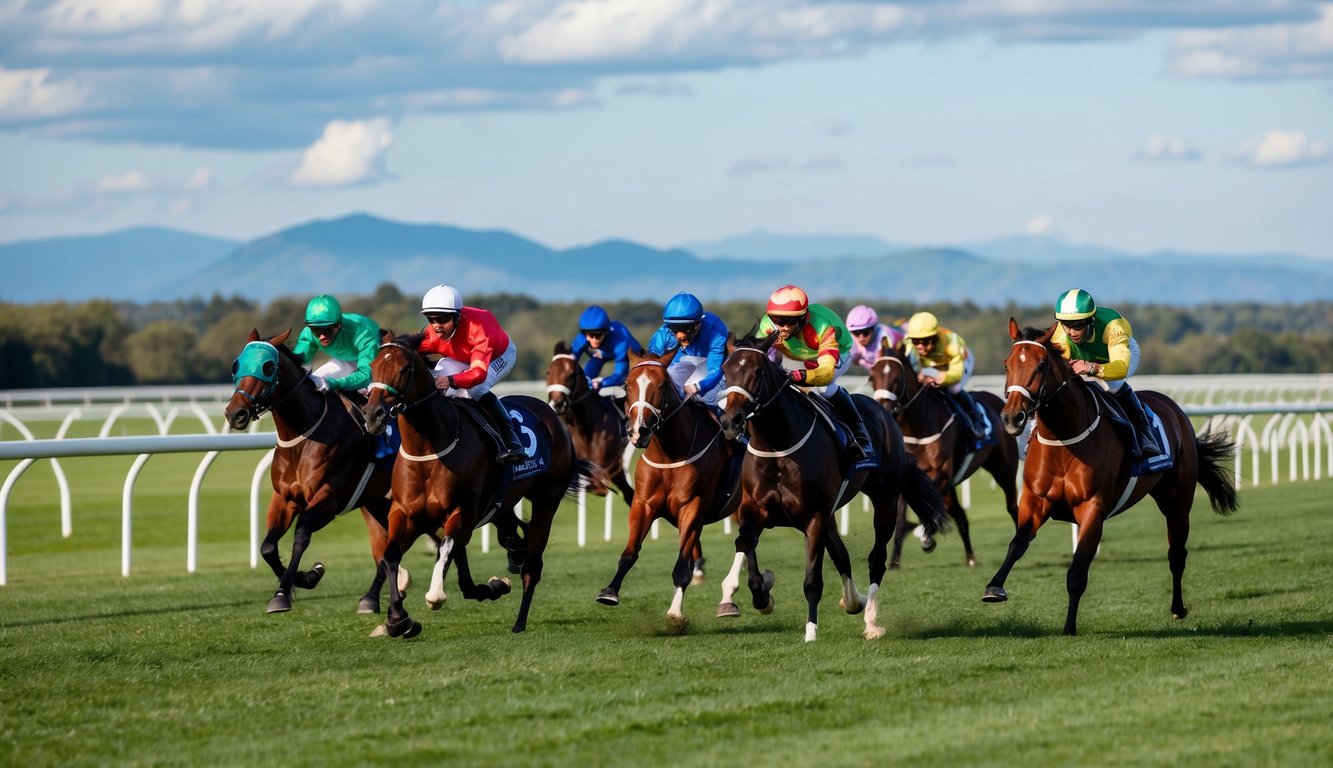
(430, 343), (517, 399)
(668, 353), (720, 408)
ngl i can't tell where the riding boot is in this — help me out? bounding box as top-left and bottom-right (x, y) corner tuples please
(952, 389), (987, 444)
(478, 392), (526, 463)
(1114, 383), (1161, 458)
(828, 386), (871, 461)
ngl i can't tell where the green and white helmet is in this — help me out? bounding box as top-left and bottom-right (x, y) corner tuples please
(1054, 289), (1096, 321)
(305, 295), (343, 327)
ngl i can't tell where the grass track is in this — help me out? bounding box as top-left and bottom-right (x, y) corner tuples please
(1, 439), (1330, 767)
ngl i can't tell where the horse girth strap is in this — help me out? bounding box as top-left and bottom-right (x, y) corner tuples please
(1035, 392), (1103, 447)
(275, 398), (330, 448)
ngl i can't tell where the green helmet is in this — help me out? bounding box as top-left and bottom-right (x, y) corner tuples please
(1053, 289), (1096, 321)
(305, 295), (343, 327)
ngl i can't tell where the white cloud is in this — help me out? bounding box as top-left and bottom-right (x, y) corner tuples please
(1131, 134), (1202, 162)
(183, 167), (214, 190)
(0, 67), (93, 120)
(1024, 214), (1055, 236)
(96, 170), (154, 193)
(731, 155), (790, 176)
(288, 118), (394, 188)
(1169, 4), (1333, 78)
(1232, 129), (1329, 168)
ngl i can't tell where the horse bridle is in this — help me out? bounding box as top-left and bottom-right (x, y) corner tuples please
(872, 354), (926, 414)
(368, 341), (435, 416)
(721, 347), (793, 421)
(1005, 339), (1075, 419)
(546, 353), (595, 412)
(231, 342), (313, 420)
(625, 359), (690, 440)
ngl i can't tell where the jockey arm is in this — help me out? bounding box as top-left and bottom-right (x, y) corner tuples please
(1097, 320), (1133, 380)
(598, 333), (634, 389)
(326, 317), (380, 391)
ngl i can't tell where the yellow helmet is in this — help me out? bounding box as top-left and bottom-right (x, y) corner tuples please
(906, 312), (939, 340)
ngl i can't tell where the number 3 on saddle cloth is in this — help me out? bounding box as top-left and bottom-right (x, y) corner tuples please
(462, 399), (552, 518)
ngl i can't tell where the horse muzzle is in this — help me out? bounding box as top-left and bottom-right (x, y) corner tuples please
(1000, 408), (1029, 436)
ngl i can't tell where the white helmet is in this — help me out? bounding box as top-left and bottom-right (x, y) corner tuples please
(421, 284), (463, 316)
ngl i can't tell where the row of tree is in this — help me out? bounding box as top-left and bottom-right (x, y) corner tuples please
(2, 286), (1330, 389)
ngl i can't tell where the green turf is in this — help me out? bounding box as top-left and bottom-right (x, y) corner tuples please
(1, 435), (1330, 767)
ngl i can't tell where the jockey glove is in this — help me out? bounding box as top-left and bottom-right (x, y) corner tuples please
(789, 369), (807, 384)
(309, 374), (330, 392)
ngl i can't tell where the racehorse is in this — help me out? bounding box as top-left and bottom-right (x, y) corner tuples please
(545, 340), (635, 501)
(869, 340), (1020, 567)
(718, 330), (948, 641)
(989, 319), (1240, 635)
(224, 329), (404, 615)
(594, 346), (743, 624)
(362, 332), (595, 637)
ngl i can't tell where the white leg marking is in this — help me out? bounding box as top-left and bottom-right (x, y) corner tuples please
(721, 552), (746, 603)
(804, 621), (818, 643)
(425, 537), (453, 610)
(668, 587), (686, 620)
(863, 583), (886, 639)
(838, 574), (866, 613)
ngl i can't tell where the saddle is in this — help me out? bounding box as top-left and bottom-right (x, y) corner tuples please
(805, 393), (877, 472)
(1086, 387), (1173, 476)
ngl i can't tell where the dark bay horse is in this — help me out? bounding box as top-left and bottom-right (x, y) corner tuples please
(988, 319), (1239, 635)
(224, 329), (401, 615)
(363, 332), (593, 636)
(595, 347), (743, 625)
(545, 341), (635, 501)
(718, 331), (948, 641)
(869, 340), (1020, 567)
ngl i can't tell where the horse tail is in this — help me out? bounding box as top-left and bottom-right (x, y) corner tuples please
(568, 459), (611, 502)
(902, 458), (951, 537)
(1194, 428), (1240, 516)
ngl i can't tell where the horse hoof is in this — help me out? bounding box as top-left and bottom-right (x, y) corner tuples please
(596, 588), (620, 606)
(369, 624), (388, 637)
(1173, 606), (1189, 620)
(716, 602), (740, 618)
(691, 571), (706, 587)
(357, 598), (380, 614)
(666, 613), (690, 634)
(967, 557), (978, 568)
(889, 561), (901, 570)
(266, 593), (292, 614)
(864, 626), (887, 640)
(426, 592), (447, 611)
(982, 586), (1008, 603)
(387, 616), (421, 638)
(307, 562), (325, 587)
(488, 577), (513, 598)
(921, 538), (937, 554)
(840, 597), (866, 616)
(759, 596), (775, 615)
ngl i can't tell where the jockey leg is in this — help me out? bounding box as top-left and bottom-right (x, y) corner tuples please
(951, 389), (986, 442)
(479, 391), (526, 462)
(1113, 383), (1161, 458)
(828, 386), (870, 461)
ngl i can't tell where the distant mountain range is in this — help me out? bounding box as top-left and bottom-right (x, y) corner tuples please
(3, 213), (1330, 306)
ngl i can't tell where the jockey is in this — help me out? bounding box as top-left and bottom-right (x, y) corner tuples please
(760, 284), (872, 460)
(417, 284), (525, 463)
(1052, 288), (1161, 458)
(291, 294), (382, 394)
(570, 304), (645, 412)
(290, 294), (395, 458)
(905, 311), (987, 445)
(646, 292), (729, 411)
(845, 304), (907, 370)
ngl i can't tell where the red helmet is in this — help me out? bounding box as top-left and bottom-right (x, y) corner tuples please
(766, 284), (809, 317)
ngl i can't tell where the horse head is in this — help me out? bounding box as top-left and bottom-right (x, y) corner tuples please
(225, 328), (301, 431)
(364, 331), (433, 435)
(719, 329), (785, 442)
(869, 337), (916, 418)
(545, 339), (588, 417)
(1000, 318), (1071, 435)
(623, 345), (680, 449)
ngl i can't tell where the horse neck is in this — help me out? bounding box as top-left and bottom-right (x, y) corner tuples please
(570, 371), (610, 424)
(649, 389), (713, 456)
(268, 358), (330, 440)
(1035, 369), (1099, 439)
(744, 377), (812, 444)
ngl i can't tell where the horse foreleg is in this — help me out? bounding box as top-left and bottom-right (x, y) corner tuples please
(982, 500), (1048, 603)
(801, 524), (826, 643)
(944, 487), (978, 567)
(382, 540), (421, 639)
(667, 516), (703, 626)
(717, 551), (747, 618)
(889, 496), (909, 569)
(452, 537), (512, 603)
(358, 503), (391, 614)
(425, 536), (454, 610)
(597, 499), (653, 607)
(824, 522), (865, 616)
(1064, 513), (1106, 636)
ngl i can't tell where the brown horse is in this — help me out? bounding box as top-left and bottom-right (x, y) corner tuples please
(362, 332), (594, 637)
(545, 340), (635, 501)
(718, 331), (948, 641)
(869, 340), (1020, 567)
(594, 346), (743, 623)
(224, 329), (403, 615)
(988, 319), (1240, 635)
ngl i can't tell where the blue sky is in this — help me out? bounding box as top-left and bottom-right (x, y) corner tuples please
(1, 1), (1330, 258)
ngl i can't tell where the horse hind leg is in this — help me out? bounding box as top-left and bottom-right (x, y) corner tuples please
(425, 537), (455, 610)
(716, 551), (747, 618)
(944, 487), (978, 567)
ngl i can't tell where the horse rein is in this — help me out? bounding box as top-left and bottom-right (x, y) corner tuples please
(370, 340), (435, 415)
(720, 348), (791, 421)
(1005, 339), (1097, 444)
(625, 359), (691, 439)
(232, 341), (315, 421)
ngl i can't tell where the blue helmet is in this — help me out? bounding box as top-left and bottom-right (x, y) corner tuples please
(663, 292), (704, 325)
(578, 305), (611, 333)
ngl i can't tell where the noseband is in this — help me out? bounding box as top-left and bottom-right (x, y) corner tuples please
(231, 342), (311, 420)
(546, 353), (594, 409)
(721, 347), (790, 421)
(872, 354), (925, 413)
(369, 341), (433, 415)
(625, 360), (688, 439)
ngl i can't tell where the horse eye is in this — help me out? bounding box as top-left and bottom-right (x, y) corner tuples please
(231, 361), (239, 375)
(262, 361), (276, 377)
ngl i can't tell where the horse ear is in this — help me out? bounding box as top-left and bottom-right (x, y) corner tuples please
(878, 336), (890, 354)
(725, 332), (737, 357)
(380, 328), (393, 344)
(247, 328), (260, 343)
(627, 345), (643, 366)
(1040, 322), (1057, 344)
(1008, 317), (1021, 341)
(661, 344), (679, 367)
(272, 328), (292, 346)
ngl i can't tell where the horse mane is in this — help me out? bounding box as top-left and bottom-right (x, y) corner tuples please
(390, 331), (427, 350)
(265, 333), (305, 369)
(1019, 325), (1071, 371)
